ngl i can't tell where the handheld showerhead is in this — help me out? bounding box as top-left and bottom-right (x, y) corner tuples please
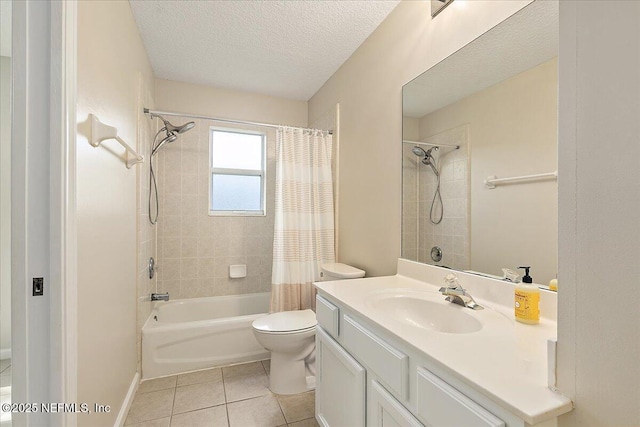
(147, 111), (197, 226)
(412, 146), (427, 157)
(412, 145), (440, 176)
(152, 133), (178, 157)
(148, 112), (196, 157)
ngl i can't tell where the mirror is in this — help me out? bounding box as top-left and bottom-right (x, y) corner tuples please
(402, 1), (558, 286)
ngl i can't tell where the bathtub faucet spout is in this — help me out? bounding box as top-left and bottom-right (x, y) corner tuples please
(151, 292), (170, 302)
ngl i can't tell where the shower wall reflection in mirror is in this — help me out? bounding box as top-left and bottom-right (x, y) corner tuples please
(402, 0), (558, 286)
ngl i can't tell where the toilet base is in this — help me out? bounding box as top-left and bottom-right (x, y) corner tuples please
(269, 352), (315, 395)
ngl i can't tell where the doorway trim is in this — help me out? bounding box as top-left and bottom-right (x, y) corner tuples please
(11, 1), (78, 426)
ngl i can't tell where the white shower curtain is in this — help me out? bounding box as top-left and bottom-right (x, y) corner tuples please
(270, 127), (335, 312)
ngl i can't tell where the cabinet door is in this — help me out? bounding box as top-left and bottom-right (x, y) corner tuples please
(369, 380), (423, 427)
(316, 327), (366, 427)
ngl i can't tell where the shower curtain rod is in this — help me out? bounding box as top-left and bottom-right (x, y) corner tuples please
(144, 108), (333, 135)
(403, 139), (460, 149)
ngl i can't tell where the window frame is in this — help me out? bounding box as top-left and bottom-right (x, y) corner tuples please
(208, 126), (267, 217)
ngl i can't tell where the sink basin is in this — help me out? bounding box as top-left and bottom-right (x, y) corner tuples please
(365, 292), (483, 334)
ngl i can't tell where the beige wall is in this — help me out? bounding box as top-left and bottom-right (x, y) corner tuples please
(0, 56), (10, 354)
(308, 0), (533, 276)
(419, 58), (558, 285)
(153, 80), (307, 300)
(558, 1), (640, 426)
(155, 79), (307, 127)
(76, 1), (155, 425)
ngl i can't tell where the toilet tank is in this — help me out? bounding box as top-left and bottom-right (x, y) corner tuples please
(320, 263), (365, 281)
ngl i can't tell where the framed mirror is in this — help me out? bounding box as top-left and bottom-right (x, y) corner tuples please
(402, 0), (558, 286)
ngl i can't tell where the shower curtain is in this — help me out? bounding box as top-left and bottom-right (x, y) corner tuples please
(270, 127), (335, 312)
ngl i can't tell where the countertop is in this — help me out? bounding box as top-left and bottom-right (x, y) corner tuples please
(314, 260), (573, 425)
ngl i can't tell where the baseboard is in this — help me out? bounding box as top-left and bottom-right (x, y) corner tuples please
(114, 371), (139, 427)
(0, 349), (10, 360)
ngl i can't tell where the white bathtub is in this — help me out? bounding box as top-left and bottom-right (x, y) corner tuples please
(142, 292), (271, 379)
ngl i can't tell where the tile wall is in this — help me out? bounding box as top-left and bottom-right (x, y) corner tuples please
(403, 125), (470, 271)
(156, 117), (276, 299)
(136, 91), (157, 371)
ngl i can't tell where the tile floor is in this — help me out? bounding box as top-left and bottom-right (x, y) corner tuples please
(125, 360), (318, 427)
(0, 359), (12, 426)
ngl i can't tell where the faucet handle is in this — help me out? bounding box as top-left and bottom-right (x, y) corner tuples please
(443, 273), (459, 286)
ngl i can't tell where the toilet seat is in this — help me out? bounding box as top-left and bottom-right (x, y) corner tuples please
(252, 309), (317, 334)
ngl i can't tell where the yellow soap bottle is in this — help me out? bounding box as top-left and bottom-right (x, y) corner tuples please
(514, 266), (540, 324)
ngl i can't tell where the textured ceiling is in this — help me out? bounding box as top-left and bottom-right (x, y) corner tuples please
(403, 0), (558, 118)
(130, 0), (400, 101)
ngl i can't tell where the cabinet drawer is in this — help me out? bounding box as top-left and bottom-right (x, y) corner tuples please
(343, 315), (409, 399)
(316, 295), (340, 338)
(416, 367), (505, 427)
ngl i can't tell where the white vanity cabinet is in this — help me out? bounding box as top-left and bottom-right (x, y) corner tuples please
(315, 293), (539, 427)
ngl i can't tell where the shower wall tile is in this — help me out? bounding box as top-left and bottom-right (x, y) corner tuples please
(136, 94), (158, 373)
(414, 125), (470, 271)
(156, 117), (276, 300)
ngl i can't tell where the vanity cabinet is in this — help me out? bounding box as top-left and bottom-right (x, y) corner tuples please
(315, 294), (531, 427)
(316, 327), (366, 427)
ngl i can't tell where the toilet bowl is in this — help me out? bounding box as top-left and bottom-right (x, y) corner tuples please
(252, 309), (317, 395)
(253, 263), (365, 395)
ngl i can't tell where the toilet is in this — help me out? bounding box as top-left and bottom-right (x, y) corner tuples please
(252, 262), (365, 395)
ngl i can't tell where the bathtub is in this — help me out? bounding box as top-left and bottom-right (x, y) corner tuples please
(142, 292), (271, 379)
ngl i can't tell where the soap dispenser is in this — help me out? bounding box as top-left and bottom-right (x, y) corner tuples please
(514, 266), (540, 324)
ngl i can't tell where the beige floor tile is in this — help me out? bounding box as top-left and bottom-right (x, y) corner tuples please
(125, 388), (175, 425)
(288, 417), (320, 427)
(227, 394), (285, 427)
(173, 380), (225, 415)
(177, 367), (222, 387)
(126, 417), (171, 427)
(276, 391), (315, 423)
(138, 376), (177, 394)
(170, 405), (228, 427)
(0, 360), (9, 374)
(222, 361), (265, 379)
(262, 359), (270, 374)
(224, 371), (270, 402)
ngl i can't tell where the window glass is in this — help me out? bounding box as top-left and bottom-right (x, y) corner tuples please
(209, 128), (265, 215)
(211, 174), (262, 211)
(211, 131), (263, 170)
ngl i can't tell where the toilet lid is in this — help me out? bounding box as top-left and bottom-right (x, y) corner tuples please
(252, 309), (317, 333)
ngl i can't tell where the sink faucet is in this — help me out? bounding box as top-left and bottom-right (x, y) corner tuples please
(150, 292), (170, 302)
(439, 273), (483, 310)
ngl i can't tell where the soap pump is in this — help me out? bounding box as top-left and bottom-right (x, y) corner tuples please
(514, 266), (540, 324)
(519, 266), (533, 284)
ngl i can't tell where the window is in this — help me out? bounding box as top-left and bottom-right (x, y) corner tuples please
(209, 127), (266, 216)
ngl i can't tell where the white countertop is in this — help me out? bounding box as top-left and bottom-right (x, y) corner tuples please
(314, 259), (573, 425)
